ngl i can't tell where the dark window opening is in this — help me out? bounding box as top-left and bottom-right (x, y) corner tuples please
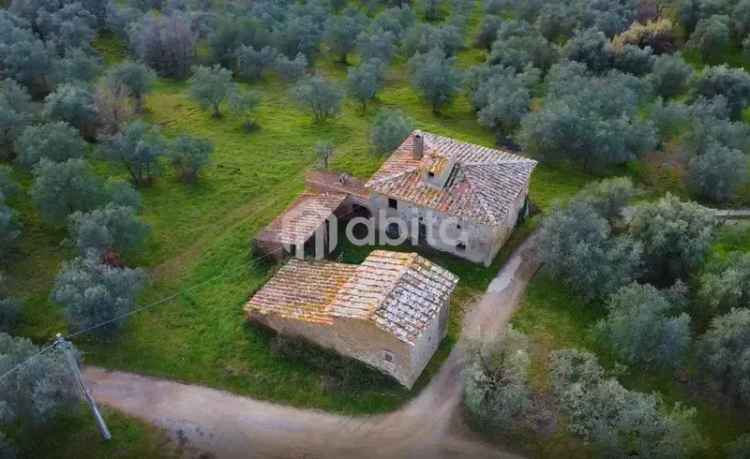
(386, 222), (401, 238)
(427, 171), (435, 178)
(383, 351), (394, 363)
(388, 198), (398, 209)
(456, 242), (466, 252)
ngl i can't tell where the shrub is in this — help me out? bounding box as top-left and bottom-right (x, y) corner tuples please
(612, 18), (675, 53)
(68, 204), (150, 257)
(291, 76), (344, 123)
(51, 253), (148, 337)
(698, 308), (750, 406)
(30, 159), (105, 225)
(14, 122), (86, 169)
(101, 120), (166, 186)
(596, 283), (691, 368)
(464, 326), (532, 431)
(167, 134), (214, 182)
(94, 83), (135, 136)
(371, 109), (414, 154)
(627, 194), (717, 283)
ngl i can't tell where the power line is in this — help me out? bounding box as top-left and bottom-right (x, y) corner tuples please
(0, 246), (287, 383)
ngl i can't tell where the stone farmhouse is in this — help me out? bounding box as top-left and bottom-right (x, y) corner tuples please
(248, 130), (536, 386)
(365, 131), (538, 266)
(245, 250), (459, 388)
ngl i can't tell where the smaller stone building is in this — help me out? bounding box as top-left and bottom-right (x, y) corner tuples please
(244, 250), (459, 388)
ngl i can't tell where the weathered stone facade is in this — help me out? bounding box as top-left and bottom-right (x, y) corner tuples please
(365, 131), (536, 267)
(244, 251), (458, 388)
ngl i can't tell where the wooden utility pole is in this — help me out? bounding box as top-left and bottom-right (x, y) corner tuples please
(55, 334), (112, 441)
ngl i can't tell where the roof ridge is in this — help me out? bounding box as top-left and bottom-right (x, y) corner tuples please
(461, 158), (537, 167)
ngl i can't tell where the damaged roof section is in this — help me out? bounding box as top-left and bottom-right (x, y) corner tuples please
(244, 250), (459, 345)
(255, 192), (347, 246)
(366, 131), (538, 225)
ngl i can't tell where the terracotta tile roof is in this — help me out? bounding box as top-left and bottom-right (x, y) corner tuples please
(366, 131), (538, 225)
(256, 192), (348, 246)
(245, 259), (357, 325)
(305, 170), (369, 200)
(244, 251), (459, 345)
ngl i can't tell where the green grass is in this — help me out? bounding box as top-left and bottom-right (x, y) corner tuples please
(15, 406), (177, 459)
(6, 37), (595, 419)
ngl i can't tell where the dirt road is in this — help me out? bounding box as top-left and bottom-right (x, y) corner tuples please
(84, 235), (541, 459)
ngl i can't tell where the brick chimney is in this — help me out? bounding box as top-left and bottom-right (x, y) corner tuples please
(413, 132), (424, 160)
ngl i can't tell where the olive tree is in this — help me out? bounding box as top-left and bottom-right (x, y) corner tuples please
(649, 54), (694, 99)
(726, 434), (750, 459)
(596, 283), (691, 369)
(688, 15), (731, 61)
(291, 76), (344, 123)
(94, 82), (135, 136)
(700, 252), (750, 314)
(357, 29), (397, 65)
(627, 194), (718, 282)
(693, 65), (750, 121)
(14, 122), (86, 169)
(0, 79), (32, 158)
(30, 159), (105, 225)
(473, 66), (538, 144)
(0, 198), (21, 260)
(167, 134), (214, 182)
(101, 120), (166, 186)
(346, 59), (385, 113)
(189, 65), (239, 118)
(408, 47), (461, 113)
(228, 90), (262, 131)
(688, 142), (749, 203)
(273, 53), (308, 82)
(105, 61), (155, 112)
(235, 45), (277, 82)
(371, 109), (414, 154)
(464, 326), (532, 431)
(53, 47), (102, 85)
(42, 83), (98, 140)
(324, 8), (367, 63)
(549, 349), (704, 458)
(0, 333), (79, 426)
(68, 204), (150, 257)
(51, 253), (148, 337)
(539, 199), (643, 301)
(698, 308), (750, 406)
(130, 13), (196, 79)
(576, 177), (640, 222)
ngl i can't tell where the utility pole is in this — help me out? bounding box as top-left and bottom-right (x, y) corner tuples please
(55, 334), (112, 441)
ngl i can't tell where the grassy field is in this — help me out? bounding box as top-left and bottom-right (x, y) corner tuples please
(7, 33), (595, 423)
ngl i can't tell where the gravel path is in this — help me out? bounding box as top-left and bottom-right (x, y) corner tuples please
(84, 235), (541, 459)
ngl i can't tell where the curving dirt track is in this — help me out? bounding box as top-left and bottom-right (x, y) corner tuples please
(84, 235), (541, 459)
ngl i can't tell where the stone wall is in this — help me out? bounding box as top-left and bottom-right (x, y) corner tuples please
(368, 189), (529, 266)
(248, 312), (430, 388)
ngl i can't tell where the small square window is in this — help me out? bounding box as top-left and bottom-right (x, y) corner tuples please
(456, 242), (466, 252)
(383, 350), (394, 363)
(457, 223), (462, 230)
(388, 198), (398, 210)
(427, 171), (435, 178)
